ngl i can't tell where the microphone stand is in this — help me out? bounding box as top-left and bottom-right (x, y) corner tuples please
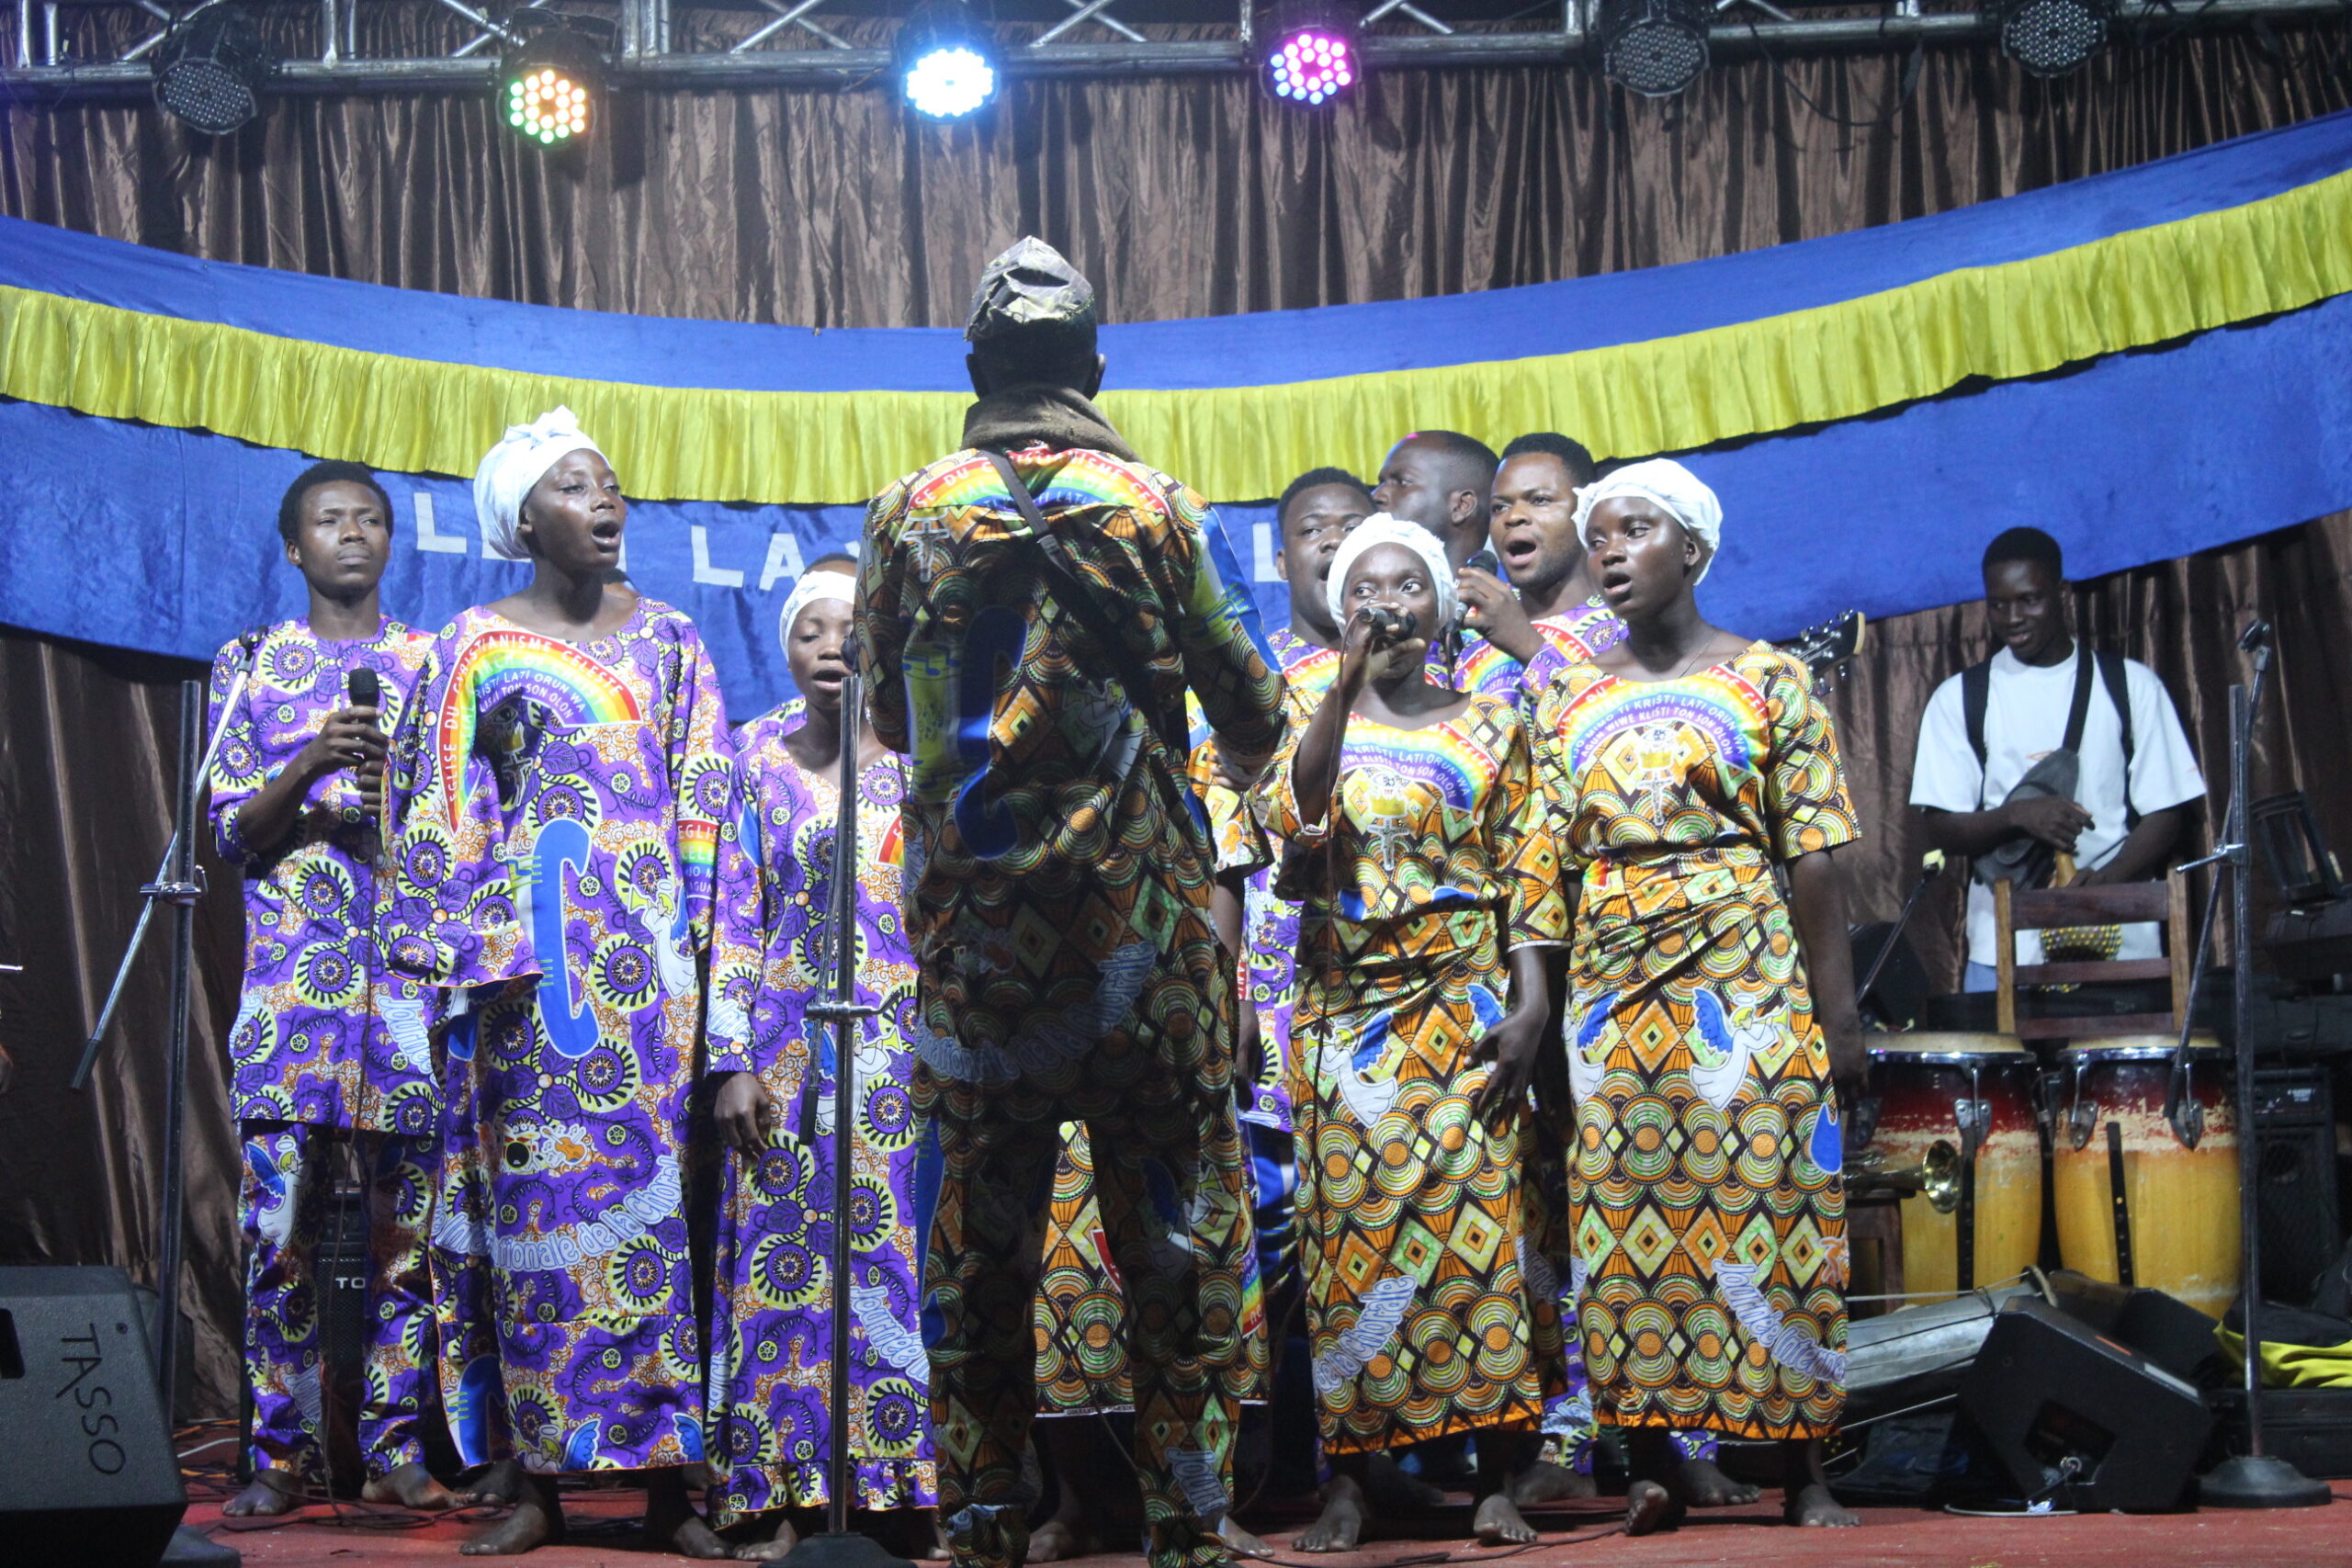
(2193, 628), (2328, 1509)
(71, 636), (261, 1089)
(1855, 852), (1946, 1020)
(71, 673), (248, 1566)
(785, 645), (914, 1568)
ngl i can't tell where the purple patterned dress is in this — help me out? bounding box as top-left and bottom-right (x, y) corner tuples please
(383, 600), (730, 1474)
(207, 618), (440, 1483)
(705, 709), (938, 1520)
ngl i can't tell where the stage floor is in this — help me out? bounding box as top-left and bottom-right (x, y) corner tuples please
(178, 1440), (2352, 1568)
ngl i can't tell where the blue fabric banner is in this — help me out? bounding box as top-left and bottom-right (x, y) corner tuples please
(6, 287), (2346, 722)
(6, 107), (2348, 392)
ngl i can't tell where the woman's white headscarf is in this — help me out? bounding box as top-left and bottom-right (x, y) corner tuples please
(1325, 513), (1459, 632)
(1571, 458), (1724, 583)
(472, 406), (609, 562)
(777, 568), (858, 653)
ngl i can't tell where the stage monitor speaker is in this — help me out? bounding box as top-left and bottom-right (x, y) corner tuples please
(2253, 1066), (2340, 1303)
(1958, 1296), (2211, 1512)
(2041, 1269), (2223, 1383)
(0, 1266), (188, 1567)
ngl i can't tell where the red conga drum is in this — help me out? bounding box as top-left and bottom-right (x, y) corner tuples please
(2051, 1037), (2240, 1318)
(1864, 1033), (2042, 1306)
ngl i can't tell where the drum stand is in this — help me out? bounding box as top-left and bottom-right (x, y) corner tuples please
(69, 673), (251, 1565)
(2179, 633), (2330, 1509)
(783, 651), (917, 1568)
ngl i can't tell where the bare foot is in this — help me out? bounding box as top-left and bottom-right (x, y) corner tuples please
(1673, 1456), (1761, 1508)
(363, 1461), (463, 1511)
(1362, 1451), (1444, 1512)
(1219, 1516), (1276, 1559)
(462, 1481), (564, 1556)
(223, 1469), (303, 1517)
(1027, 1516), (1100, 1562)
(461, 1459), (524, 1506)
(1294, 1472), (1369, 1553)
(928, 1511), (953, 1562)
(647, 1475), (733, 1560)
(1471, 1494), (1538, 1547)
(1784, 1482), (1860, 1528)
(1509, 1461), (1597, 1506)
(1623, 1480), (1683, 1538)
(731, 1512), (801, 1560)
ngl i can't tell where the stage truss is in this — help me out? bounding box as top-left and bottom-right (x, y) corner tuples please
(1, 0), (2343, 94)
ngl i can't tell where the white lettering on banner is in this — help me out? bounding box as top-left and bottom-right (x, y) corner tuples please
(758, 533), (806, 592)
(413, 492), (470, 555)
(1253, 521), (1279, 581)
(691, 525), (745, 588)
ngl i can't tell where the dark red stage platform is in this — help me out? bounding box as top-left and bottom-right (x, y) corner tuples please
(176, 1427), (2352, 1568)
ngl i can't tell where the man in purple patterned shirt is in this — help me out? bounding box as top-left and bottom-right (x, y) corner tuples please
(209, 463), (456, 1517)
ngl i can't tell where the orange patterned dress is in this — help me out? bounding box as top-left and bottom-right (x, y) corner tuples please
(1532, 643), (1858, 1441)
(1256, 694), (1570, 1454)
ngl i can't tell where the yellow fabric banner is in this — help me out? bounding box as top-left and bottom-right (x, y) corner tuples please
(4, 165), (2347, 505)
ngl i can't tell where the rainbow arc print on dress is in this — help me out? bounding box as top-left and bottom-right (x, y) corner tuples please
(1255, 694), (1570, 1457)
(384, 600), (730, 1474)
(1534, 642), (1856, 1442)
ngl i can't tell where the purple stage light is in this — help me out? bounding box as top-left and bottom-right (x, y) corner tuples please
(1267, 26), (1354, 103)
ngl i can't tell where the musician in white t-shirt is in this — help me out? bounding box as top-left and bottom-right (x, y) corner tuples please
(1910, 527), (2205, 991)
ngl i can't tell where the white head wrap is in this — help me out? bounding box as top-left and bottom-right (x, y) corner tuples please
(1570, 458), (1724, 583)
(1325, 513), (1459, 632)
(777, 569), (858, 653)
(472, 406), (609, 562)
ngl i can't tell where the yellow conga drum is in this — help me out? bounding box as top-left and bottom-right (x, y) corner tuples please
(1864, 1033), (2043, 1306)
(2050, 1037), (2241, 1318)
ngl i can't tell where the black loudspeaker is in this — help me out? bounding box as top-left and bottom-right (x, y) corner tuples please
(1958, 1297), (2212, 1511)
(0, 1266), (188, 1566)
(2253, 1066), (2341, 1303)
(2041, 1269), (2224, 1383)
(1851, 922), (1930, 1032)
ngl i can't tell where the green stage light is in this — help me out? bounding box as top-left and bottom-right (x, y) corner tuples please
(497, 27), (603, 146)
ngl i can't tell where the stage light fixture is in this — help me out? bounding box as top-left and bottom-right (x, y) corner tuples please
(498, 25), (603, 146)
(152, 4), (277, 135)
(1596, 0), (1711, 97)
(897, 1), (1001, 119)
(1987, 0), (2113, 76)
(1260, 2), (1360, 107)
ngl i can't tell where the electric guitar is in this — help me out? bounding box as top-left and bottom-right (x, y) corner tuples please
(1776, 610), (1866, 694)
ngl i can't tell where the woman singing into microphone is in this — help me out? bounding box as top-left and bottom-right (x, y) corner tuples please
(1252, 516), (1567, 1553)
(384, 409), (732, 1557)
(701, 565), (940, 1559)
(1531, 460), (1862, 1533)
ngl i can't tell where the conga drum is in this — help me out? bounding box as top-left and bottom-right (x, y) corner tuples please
(2051, 1038), (2240, 1318)
(1863, 1033), (2042, 1306)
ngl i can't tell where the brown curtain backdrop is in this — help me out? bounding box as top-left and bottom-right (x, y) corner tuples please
(2, 20), (2347, 1416)
(4, 14), (2348, 324)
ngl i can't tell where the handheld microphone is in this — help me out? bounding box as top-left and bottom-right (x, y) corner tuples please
(2237, 619), (2272, 654)
(347, 668), (386, 863)
(1363, 605), (1421, 646)
(1445, 549), (1500, 669)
